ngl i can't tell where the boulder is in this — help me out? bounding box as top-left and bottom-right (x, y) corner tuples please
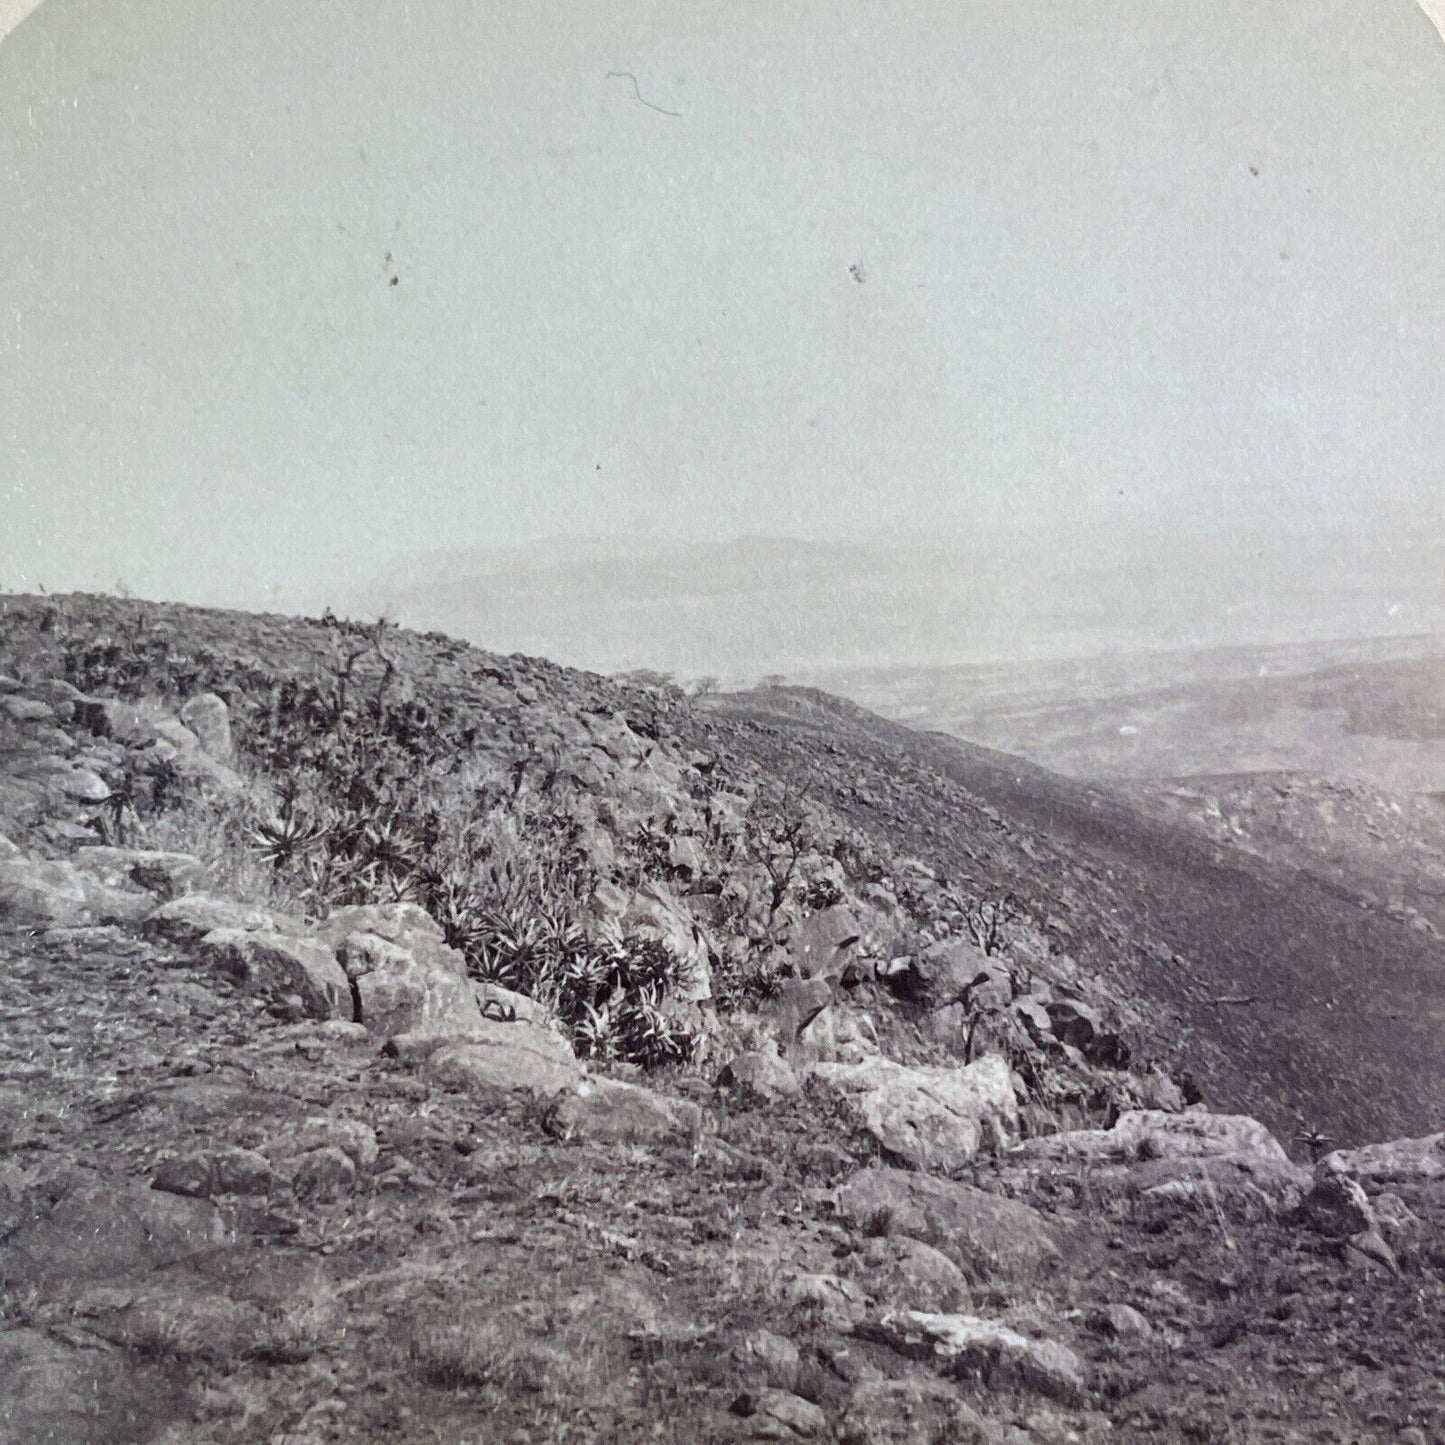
(0, 856), (89, 927)
(765, 978), (833, 1055)
(783, 905), (865, 980)
(836, 1167), (1059, 1284)
(198, 928), (352, 1020)
(1298, 1172), (1374, 1238)
(1320, 1133), (1445, 1184)
(545, 1078), (702, 1147)
(144, 892), (287, 946)
(317, 901), (467, 977)
(73, 846), (202, 899)
(3, 696), (53, 724)
(806, 1054), (1018, 1171)
(854, 1235), (971, 1313)
(152, 1146), (276, 1199)
(732, 1389), (828, 1440)
(1012, 1109), (1289, 1167)
(424, 1020), (580, 1098)
(861, 1311), (1086, 1403)
(178, 692), (235, 762)
(345, 935), (483, 1041)
(717, 1049), (801, 1101)
(884, 937), (1002, 1010)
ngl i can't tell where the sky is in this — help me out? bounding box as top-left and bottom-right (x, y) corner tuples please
(2, 0), (1444, 639)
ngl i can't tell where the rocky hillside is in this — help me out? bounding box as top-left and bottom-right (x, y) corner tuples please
(1, 594), (1442, 1444)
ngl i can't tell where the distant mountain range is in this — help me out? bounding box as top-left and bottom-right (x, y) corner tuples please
(355, 532), (1445, 680)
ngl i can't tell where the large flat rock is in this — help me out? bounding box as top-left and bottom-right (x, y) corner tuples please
(836, 1166), (1059, 1284)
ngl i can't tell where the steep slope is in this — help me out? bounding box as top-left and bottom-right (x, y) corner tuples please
(690, 688), (1445, 1146)
(3, 595), (1441, 1144)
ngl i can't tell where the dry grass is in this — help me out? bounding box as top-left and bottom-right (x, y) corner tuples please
(405, 1306), (610, 1405)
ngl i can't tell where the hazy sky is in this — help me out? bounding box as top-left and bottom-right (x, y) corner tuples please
(3, 0), (1444, 618)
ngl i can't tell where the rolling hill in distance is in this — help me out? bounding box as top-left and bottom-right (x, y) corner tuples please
(356, 532), (1445, 681)
(357, 532), (1445, 961)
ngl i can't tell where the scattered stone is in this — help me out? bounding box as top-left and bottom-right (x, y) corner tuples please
(717, 1049), (801, 1101)
(544, 1078), (702, 1147)
(734, 1328), (802, 1389)
(291, 1146), (358, 1200)
(1087, 1303), (1152, 1339)
(732, 1387), (828, 1439)
(152, 1146), (276, 1199)
(836, 1377), (995, 1445)
(836, 1167), (1059, 1284)
(806, 1053), (1018, 1171)
(861, 1310), (1086, 1403)
(199, 928), (352, 1020)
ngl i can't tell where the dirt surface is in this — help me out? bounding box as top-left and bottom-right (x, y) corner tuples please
(3, 922), (1443, 1444)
